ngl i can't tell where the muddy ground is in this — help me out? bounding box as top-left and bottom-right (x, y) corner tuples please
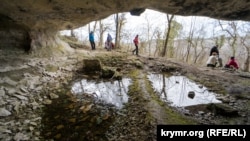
(0, 47), (250, 141)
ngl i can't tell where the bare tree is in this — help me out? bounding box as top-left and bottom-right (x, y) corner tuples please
(97, 20), (111, 47)
(144, 14), (153, 56)
(168, 20), (182, 58)
(148, 28), (161, 57)
(162, 14), (174, 57)
(218, 20), (238, 57)
(238, 23), (250, 72)
(193, 37), (206, 64)
(190, 24), (206, 64)
(153, 28), (163, 57)
(88, 21), (98, 33)
(185, 16), (196, 62)
(215, 35), (225, 49)
(115, 13), (119, 49)
(70, 29), (75, 37)
(98, 20), (104, 47)
(114, 13), (126, 49)
(240, 35), (250, 72)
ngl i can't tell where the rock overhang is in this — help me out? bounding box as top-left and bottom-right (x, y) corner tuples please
(1, 0), (250, 53)
(1, 0), (250, 31)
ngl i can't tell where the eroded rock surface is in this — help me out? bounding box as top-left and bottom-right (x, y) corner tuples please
(1, 0), (250, 52)
(1, 0), (250, 30)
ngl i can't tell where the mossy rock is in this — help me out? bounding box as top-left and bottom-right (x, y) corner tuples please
(101, 67), (115, 78)
(134, 60), (143, 69)
(83, 59), (102, 74)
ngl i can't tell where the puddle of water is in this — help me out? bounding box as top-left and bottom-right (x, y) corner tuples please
(148, 73), (221, 107)
(71, 78), (131, 109)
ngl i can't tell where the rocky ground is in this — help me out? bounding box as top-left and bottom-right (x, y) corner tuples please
(0, 47), (250, 141)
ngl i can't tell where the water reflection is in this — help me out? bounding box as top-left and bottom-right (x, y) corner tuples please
(71, 78), (131, 109)
(148, 73), (221, 107)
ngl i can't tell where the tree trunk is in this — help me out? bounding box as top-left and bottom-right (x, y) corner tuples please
(115, 13), (119, 49)
(162, 14), (174, 57)
(241, 36), (250, 72)
(98, 20), (103, 47)
(244, 52), (250, 71)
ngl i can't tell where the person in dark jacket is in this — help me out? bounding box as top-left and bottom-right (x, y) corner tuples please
(210, 45), (219, 56)
(89, 31), (95, 50)
(106, 33), (113, 51)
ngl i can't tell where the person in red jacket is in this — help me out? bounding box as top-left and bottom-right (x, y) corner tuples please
(132, 35), (139, 56)
(224, 56), (239, 70)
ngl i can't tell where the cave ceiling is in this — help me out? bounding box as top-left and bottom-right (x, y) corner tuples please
(1, 0), (250, 31)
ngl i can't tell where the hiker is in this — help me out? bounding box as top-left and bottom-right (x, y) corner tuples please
(106, 33), (113, 51)
(224, 56), (239, 70)
(89, 31), (95, 50)
(132, 35), (139, 56)
(209, 45), (223, 67)
(206, 52), (218, 68)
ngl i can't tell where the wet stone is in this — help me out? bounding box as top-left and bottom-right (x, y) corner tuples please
(188, 91), (195, 99)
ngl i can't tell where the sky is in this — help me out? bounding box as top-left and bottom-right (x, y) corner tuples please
(60, 9), (248, 44)
(60, 9), (207, 41)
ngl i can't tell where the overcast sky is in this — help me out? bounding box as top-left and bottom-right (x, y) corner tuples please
(60, 9), (248, 43)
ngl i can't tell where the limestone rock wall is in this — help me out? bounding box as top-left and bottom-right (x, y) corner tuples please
(0, 17), (30, 52)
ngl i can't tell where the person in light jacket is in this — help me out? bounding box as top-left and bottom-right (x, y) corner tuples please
(206, 52), (218, 68)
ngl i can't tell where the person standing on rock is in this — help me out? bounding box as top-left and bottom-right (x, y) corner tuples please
(209, 45), (222, 67)
(132, 35), (139, 56)
(89, 31), (95, 50)
(106, 33), (113, 51)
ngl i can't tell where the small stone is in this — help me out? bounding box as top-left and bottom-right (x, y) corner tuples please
(43, 99), (52, 105)
(14, 132), (29, 141)
(13, 94), (28, 101)
(56, 125), (64, 130)
(0, 108), (11, 117)
(188, 91), (195, 99)
(198, 85), (203, 88)
(49, 93), (59, 99)
(0, 89), (5, 96)
(0, 127), (12, 133)
(29, 126), (34, 131)
(30, 122), (37, 126)
(20, 87), (28, 93)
